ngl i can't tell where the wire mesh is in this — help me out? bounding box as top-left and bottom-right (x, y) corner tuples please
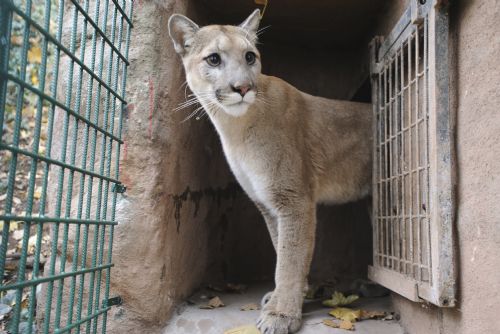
(0, 0), (133, 333)
(373, 19), (432, 284)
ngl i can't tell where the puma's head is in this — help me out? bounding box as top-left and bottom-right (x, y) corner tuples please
(168, 10), (262, 117)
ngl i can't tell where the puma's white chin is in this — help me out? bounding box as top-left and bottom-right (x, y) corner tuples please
(222, 92), (256, 117)
(223, 102), (252, 117)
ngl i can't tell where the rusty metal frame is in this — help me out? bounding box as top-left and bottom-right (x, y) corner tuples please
(368, 0), (455, 307)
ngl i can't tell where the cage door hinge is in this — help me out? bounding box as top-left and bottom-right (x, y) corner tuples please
(112, 183), (127, 194)
(103, 296), (123, 308)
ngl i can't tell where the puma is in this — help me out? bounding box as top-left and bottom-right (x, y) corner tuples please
(168, 9), (372, 334)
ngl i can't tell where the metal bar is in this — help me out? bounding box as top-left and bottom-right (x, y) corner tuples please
(56, 307), (111, 334)
(111, 0), (134, 27)
(399, 40), (407, 274)
(43, 2), (80, 330)
(54, 0), (91, 327)
(68, 0), (130, 65)
(85, 4), (120, 331)
(427, 1), (455, 307)
(75, 0), (111, 330)
(3, 3), (128, 103)
(0, 144), (121, 184)
(102, 2), (134, 331)
(0, 73), (123, 143)
(0, 0), (13, 142)
(66, 0), (103, 327)
(0, 0), (14, 286)
(407, 31), (414, 278)
(14, 1), (52, 329)
(5, 1), (33, 331)
(368, 266), (419, 302)
(91, 1), (126, 329)
(423, 16), (433, 285)
(378, 5), (412, 60)
(0, 215), (118, 226)
(0, 264), (113, 292)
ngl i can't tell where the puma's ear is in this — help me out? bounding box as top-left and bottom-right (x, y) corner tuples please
(239, 9), (261, 35)
(168, 14), (199, 55)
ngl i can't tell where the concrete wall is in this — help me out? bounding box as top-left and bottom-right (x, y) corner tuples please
(380, 0), (500, 333)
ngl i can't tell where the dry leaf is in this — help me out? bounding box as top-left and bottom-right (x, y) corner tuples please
(31, 71), (39, 86)
(240, 303), (260, 311)
(33, 188), (42, 200)
(329, 307), (361, 322)
(200, 296), (225, 309)
(339, 321), (355, 330)
(13, 197), (21, 205)
(224, 325), (261, 334)
(27, 46), (42, 63)
(0, 221), (19, 232)
(323, 319), (339, 328)
(323, 319), (355, 331)
(323, 291), (359, 308)
(360, 310), (387, 320)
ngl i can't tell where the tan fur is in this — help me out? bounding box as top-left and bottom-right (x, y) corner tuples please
(169, 10), (372, 334)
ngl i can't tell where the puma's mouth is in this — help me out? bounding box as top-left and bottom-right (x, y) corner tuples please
(215, 89), (256, 106)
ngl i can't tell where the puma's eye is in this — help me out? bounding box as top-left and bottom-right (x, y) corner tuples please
(205, 53), (221, 66)
(245, 51), (256, 65)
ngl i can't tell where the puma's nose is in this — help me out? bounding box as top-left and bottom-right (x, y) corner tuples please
(231, 83), (252, 97)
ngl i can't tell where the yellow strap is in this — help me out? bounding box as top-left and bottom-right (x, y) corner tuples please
(254, 0), (268, 19)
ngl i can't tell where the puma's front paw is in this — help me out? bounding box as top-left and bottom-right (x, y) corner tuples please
(256, 310), (302, 334)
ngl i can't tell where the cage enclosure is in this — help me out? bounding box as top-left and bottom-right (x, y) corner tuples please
(144, 0), (393, 331)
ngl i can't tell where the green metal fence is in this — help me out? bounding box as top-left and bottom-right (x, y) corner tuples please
(0, 0), (133, 333)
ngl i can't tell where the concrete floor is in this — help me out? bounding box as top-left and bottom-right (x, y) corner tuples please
(162, 283), (404, 334)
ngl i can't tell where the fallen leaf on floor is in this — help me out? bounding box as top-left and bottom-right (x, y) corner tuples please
(200, 296), (225, 309)
(27, 46), (42, 64)
(323, 291), (359, 307)
(33, 188), (42, 199)
(240, 303), (260, 311)
(339, 320), (355, 330)
(329, 307), (361, 322)
(323, 319), (355, 331)
(7, 221), (19, 232)
(224, 325), (261, 334)
(359, 310), (387, 320)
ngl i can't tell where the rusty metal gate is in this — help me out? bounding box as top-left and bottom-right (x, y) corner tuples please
(368, 0), (455, 307)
